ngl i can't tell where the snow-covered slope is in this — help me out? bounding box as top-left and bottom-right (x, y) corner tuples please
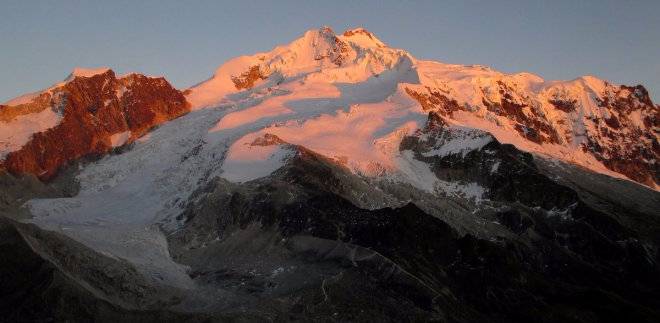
(187, 26), (658, 189)
(0, 105), (63, 158)
(408, 63), (658, 187)
(186, 27), (415, 108)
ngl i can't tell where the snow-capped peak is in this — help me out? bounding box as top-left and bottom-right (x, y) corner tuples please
(186, 26), (412, 108)
(2, 67), (114, 107)
(65, 67), (112, 81)
(340, 27), (386, 48)
(185, 25), (657, 189)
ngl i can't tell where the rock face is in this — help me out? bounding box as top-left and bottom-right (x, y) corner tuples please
(166, 134), (660, 322)
(400, 112), (577, 209)
(0, 69), (189, 180)
(587, 85), (659, 185)
(405, 79), (659, 188)
(231, 65), (267, 90)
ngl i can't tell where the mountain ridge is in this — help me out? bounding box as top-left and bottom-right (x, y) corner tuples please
(185, 26), (658, 189)
(0, 68), (189, 179)
(1, 26), (657, 189)
(0, 26), (659, 322)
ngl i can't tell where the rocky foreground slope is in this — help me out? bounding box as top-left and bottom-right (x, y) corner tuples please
(0, 27), (658, 322)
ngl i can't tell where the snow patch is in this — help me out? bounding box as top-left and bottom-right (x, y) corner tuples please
(2, 91), (41, 106)
(394, 150), (486, 201)
(422, 129), (492, 158)
(66, 67), (111, 80)
(490, 161), (501, 174)
(0, 107), (63, 159)
(221, 133), (295, 183)
(110, 131), (131, 148)
(436, 180), (486, 202)
(395, 150), (439, 193)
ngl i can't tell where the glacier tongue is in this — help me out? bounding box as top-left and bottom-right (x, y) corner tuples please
(27, 106), (232, 288)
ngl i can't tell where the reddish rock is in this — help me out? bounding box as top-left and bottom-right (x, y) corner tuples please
(406, 82), (659, 188)
(548, 98), (577, 113)
(586, 84), (659, 187)
(343, 28), (375, 40)
(231, 66), (267, 90)
(0, 69), (190, 180)
(404, 87), (461, 116)
(313, 28), (351, 66)
(482, 81), (562, 145)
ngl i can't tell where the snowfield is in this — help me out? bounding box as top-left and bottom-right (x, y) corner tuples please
(221, 132), (295, 183)
(0, 106), (63, 159)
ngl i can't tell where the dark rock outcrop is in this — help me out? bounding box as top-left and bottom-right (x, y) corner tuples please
(165, 134), (660, 322)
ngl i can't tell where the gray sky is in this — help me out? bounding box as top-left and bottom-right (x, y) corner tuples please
(1, 0), (659, 101)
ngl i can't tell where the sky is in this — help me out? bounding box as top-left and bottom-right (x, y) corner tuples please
(1, 0), (659, 102)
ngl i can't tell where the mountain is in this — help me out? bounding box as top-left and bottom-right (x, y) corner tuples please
(0, 68), (189, 180)
(0, 27), (658, 322)
(186, 26), (658, 189)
